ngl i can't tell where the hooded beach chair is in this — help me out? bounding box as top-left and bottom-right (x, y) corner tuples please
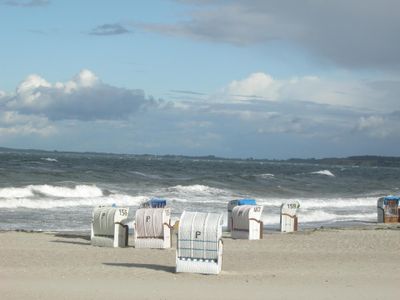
(176, 211), (223, 275)
(377, 196), (400, 223)
(133, 206), (172, 249)
(91, 206), (129, 247)
(227, 199), (256, 231)
(231, 205), (264, 240)
(280, 200), (300, 232)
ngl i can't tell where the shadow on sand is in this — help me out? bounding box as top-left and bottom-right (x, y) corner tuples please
(103, 262), (175, 273)
(51, 239), (90, 246)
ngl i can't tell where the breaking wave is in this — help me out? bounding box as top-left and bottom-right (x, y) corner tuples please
(311, 170), (335, 177)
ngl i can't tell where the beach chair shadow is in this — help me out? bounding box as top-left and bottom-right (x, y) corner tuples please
(103, 262), (175, 273)
(54, 233), (91, 241)
(51, 239), (91, 246)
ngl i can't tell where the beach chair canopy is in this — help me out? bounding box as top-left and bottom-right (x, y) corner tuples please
(383, 196), (400, 205)
(281, 200), (301, 216)
(93, 207), (119, 236)
(232, 205), (263, 231)
(141, 198), (167, 208)
(135, 208), (169, 238)
(228, 198), (256, 212)
(178, 211), (223, 261)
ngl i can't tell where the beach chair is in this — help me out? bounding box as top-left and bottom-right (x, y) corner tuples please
(91, 206), (129, 247)
(133, 207), (172, 248)
(176, 211), (223, 275)
(280, 200), (300, 232)
(377, 196), (400, 223)
(231, 205), (263, 240)
(227, 199), (256, 231)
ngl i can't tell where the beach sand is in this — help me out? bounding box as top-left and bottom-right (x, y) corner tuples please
(1, 225), (399, 300)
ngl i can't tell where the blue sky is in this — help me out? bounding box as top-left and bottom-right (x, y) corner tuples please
(0, 0), (399, 158)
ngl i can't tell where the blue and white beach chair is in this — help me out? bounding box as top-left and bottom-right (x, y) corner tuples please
(176, 211), (223, 275)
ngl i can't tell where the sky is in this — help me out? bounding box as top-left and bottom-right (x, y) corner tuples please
(0, 0), (399, 159)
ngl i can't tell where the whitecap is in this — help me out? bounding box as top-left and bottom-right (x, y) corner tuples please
(311, 170), (335, 177)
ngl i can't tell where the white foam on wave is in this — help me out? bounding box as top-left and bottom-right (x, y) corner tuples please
(311, 170), (335, 177)
(261, 211), (377, 225)
(257, 197), (377, 209)
(0, 187), (35, 198)
(167, 184), (226, 195)
(257, 173), (275, 179)
(41, 157), (58, 162)
(0, 193), (147, 209)
(0, 185), (104, 199)
(31, 185), (103, 198)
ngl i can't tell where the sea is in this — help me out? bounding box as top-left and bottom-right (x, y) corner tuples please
(0, 149), (399, 232)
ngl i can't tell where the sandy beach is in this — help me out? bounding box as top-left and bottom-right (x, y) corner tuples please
(1, 225), (399, 300)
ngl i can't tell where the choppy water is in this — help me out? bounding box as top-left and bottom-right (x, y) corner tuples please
(0, 150), (399, 231)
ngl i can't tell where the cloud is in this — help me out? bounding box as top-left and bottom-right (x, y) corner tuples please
(355, 114), (400, 138)
(89, 23), (130, 36)
(0, 111), (55, 137)
(3, 69), (149, 121)
(1, 0), (49, 7)
(2, 68), (400, 158)
(139, 0), (400, 70)
(220, 71), (397, 112)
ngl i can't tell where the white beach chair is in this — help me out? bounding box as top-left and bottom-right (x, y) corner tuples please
(280, 200), (300, 232)
(91, 206), (129, 247)
(227, 199), (256, 231)
(176, 211), (223, 275)
(231, 205), (263, 240)
(133, 207), (172, 249)
(377, 196), (400, 223)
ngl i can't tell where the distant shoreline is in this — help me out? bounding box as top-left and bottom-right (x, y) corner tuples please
(1, 146), (400, 167)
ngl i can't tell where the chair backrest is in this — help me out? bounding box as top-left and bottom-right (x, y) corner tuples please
(178, 211), (223, 260)
(280, 200), (300, 217)
(135, 208), (170, 238)
(232, 205), (263, 230)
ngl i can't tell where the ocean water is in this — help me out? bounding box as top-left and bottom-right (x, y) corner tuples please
(0, 150), (399, 231)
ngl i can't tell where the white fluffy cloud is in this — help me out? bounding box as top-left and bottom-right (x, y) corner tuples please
(222, 72), (392, 111)
(4, 69), (148, 120)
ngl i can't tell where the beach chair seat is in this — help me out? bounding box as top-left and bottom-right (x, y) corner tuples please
(280, 200), (300, 232)
(176, 211), (223, 275)
(231, 205), (263, 240)
(91, 206), (129, 247)
(134, 207), (172, 248)
(377, 196), (400, 223)
(227, 199), (256, 231)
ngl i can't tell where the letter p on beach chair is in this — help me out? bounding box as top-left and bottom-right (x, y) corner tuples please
(176, 211), (223, 275)
(91, 206), (129, 247)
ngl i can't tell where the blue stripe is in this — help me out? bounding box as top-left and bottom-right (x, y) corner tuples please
(178, 247), (217, 252)
(178, 239), (218, 243)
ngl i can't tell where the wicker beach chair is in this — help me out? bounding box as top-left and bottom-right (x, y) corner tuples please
(231, 205), (264, 240)
(227, 199), (256, 232)
(176, 211), (223, 275)
(280, 200), (300, 232)
(133, 207), (172, 249)
(91, 206), (129, 247)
